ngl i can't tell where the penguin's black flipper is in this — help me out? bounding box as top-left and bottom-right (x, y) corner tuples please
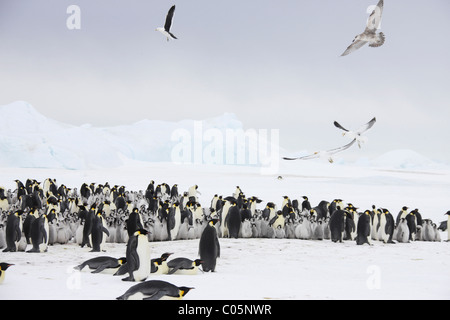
(268, 215), (277, 227)
(91, 264), (107, 274)
(143, 291), (167, 300)
(114, 263), (128, 276)
(102, 226), (110, 237)
(168, 265), (181, 275)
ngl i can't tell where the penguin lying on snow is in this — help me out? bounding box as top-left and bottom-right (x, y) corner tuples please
(117, 280), (194, 300)
(167, 258), (203, 275)
(151, 252), (173, 274)
(74, 256), (126, 274)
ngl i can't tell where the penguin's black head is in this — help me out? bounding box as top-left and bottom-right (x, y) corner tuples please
(402, 206), (408, 211)
(161, 252), (173, 260)
(208, 218), (219, 226)
(135, 229), (148, 236)
(445, 211), (450, 216)
(194, 259), (203, 266)
(118, 258), (127, 265)
(0, 263), (14, 271)
(179, 287), (194, 298)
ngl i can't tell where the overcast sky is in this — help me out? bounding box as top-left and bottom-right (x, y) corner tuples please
(0, 0), (449, 161)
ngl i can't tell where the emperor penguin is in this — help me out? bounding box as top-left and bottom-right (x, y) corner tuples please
(123, 229), (151, 282)
(356, 210), (372, 245)
(396, 206), (409, 225)
(188, 185), (201, 202)
(378, 209), (395, 243)
(262, 202), (276, 221)
(151, 252), (173, 274)
(371, 207), (380, 240)
(0, 193), (9, 212)
(329, 210), (346, 243)
(90, 211), (110, 252)
(26, 212), (50, 253)
(0, 263), (14, 284)
(167, 203), (182, 240)
(396, 218), (410, 243)
(167, 258), (203, 275)
(199, 218), (220, 272)
(74, 256), (126, 274)
(3, 210), (23, 252)
(220, 197), (235, 238)
(269, 210), (285, 231)
(226, 201), (241, 239)
(405, 211), (417, 241)
(116, 280), (194, 300)
(126, 208), (144, 237)
(23, 207), (39, 244)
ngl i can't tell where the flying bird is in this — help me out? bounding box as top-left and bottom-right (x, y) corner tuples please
(334, 117), (376, 148)
(283, 139), (356, 163)
(341, 0), (385, 56)
(156, 5), (178, 41)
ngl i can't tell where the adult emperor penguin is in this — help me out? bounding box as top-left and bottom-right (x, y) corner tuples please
(74, 256), (126, 274)
(226, 201), (241, 239)
(0, 263), (14, 284)
(27, 212), (50, 253)
(199, 218), (220, 272)
(23, 207), (39, 244)
(356, 210), (372, 245)
(126, 208), (144, 238)
(3, 210), (23, 252)
(378, 208), (395, 243)
(117, 280), (194, 300)
(90, 211), (110, 252)
(151, 252), (173, 274)
(329, 210), (347, 243)
(396, 206), (409, 225)
(123, 229), (151, 282)
(168, 258), (203, 275)
(167, 203), (182, 240)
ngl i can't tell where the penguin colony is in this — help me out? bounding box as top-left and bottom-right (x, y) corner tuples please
(0, 179), (447, 248)
(0, 179), (448, 298)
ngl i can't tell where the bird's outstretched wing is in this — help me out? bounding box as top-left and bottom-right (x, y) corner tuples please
(164, 5), (176, 31)
(282, 139), (356, 161)
(341, 40), (368, 57)
(326, 139), (356, 155)
(356, 117), (376, 134)
(333, 121), (349, 132)
(366, 0), (384, 32)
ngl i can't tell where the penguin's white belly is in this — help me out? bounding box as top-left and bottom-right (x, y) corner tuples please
(171, 267), (198, 275)
(133, 236), (151, 281)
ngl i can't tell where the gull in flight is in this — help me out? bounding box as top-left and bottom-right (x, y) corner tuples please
(341, 0), (385, 56)
(156, 5), (178, 41)
(283, 139), (356, 163)
(333, 117), (376, 148)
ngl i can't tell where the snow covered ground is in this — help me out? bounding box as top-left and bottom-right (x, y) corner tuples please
(1, 158), (449, 300)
